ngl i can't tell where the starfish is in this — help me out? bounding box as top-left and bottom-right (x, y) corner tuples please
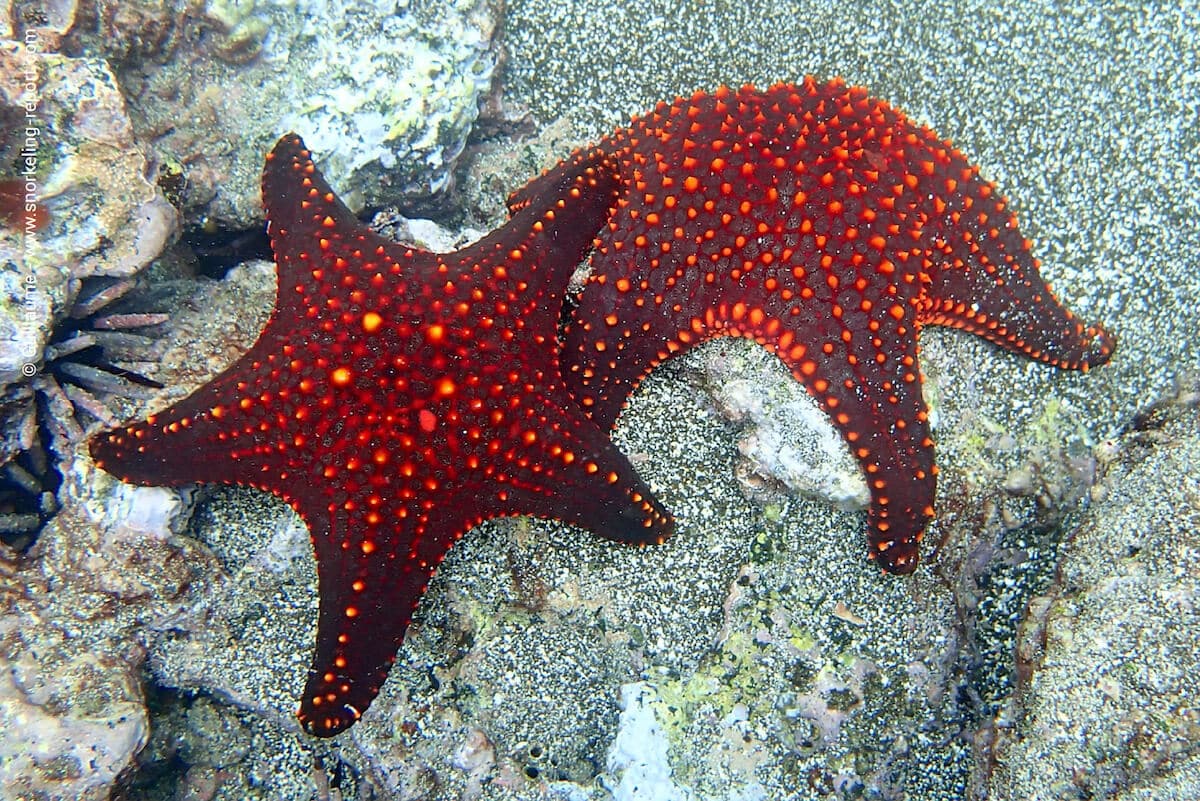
(512, 78), (1115, 574)
(90, 134), (672, 736)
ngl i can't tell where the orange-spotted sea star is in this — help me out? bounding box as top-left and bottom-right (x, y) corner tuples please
(513, 78), (1114, 574)
(90, 135), (671, 736)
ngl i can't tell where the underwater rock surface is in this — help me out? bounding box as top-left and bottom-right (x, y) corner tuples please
(2, 0), (1199, 799)
(987, 380), (1200, 799)
(0, 472), (185, 800)
(64, 0), (503, 226)
(0, 43), (175, 386)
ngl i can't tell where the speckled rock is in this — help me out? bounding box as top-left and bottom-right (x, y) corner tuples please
(3, 0), (78, 50)
(0, 42), (176, 387)
(604, 683), (694, 801)
(129, 690), (363, 801)
(57, 0), (503, 226)
(452, 604), (627, 783)
(15, 1), (1199, 800)
(0, 626), (147, 801)
(986, 380), (1200, 799)
(694, 339), (869, 511)
(147, 485), (316, 729)
(457, 115), (591, 226)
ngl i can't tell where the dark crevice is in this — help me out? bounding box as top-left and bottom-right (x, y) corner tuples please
(181, 224), (272, 279)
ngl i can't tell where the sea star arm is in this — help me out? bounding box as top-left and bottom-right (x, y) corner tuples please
(915, 159), (1115, 370)
(298, 385), (677, 736)
(84, 300), (337, 496)
(559, 248), (936, 573)
(764, 299), (934, 574)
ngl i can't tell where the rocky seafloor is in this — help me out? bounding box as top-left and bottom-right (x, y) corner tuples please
(1, 1), (1198, 800)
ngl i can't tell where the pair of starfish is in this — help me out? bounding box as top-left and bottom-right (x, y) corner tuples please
(90, 78), (1114, 736)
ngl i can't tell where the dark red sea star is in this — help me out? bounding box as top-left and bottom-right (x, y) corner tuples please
(512, 78), (1115, 574)
(90, 134), (671, 736)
